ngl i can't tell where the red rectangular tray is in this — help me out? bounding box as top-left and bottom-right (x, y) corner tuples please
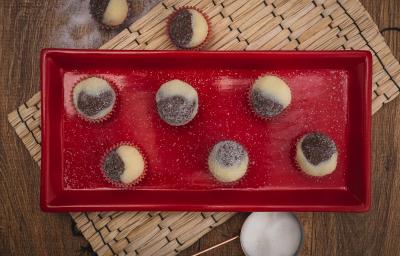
(41, 49), (371, 212)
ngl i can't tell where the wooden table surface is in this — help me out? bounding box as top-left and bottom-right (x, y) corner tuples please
(0, 0), (399, 255)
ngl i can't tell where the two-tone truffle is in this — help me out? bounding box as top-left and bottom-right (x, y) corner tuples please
(208, 140), (249, 183)
(102, 144), (145, 185)
(296, 132), (338, 176)
(156, 79), (199, 126)
(72, 77), (116, 121)
(90, 0), (130, 28)
(168, 8), (209, 49)
(250, 75), (292, 118)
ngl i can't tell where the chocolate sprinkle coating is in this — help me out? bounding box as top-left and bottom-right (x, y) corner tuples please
(89, 0), (111, 23)
(169, 9), (193, 48)
(103, 150), (124, 182)
(301, 133), (337, 165)
(77, 90), (115, 117)
(215, 141), (247, 167)
(157, 95), (197, 125)
(251, 89), (284, 118)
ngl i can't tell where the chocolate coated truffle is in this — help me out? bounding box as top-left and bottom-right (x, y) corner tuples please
(102, 145), (145, 185)
(208, 140), (249, 183)
(156, 79), (199, 126)
(250, 75), (291, 118)
(72, 77), (116, 121)
(296, 132), (338, 176)
(168, 8), (209, 49)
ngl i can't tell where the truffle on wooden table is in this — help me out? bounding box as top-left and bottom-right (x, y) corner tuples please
(168, 8), (209, 49)
(90, 0), (131, 28)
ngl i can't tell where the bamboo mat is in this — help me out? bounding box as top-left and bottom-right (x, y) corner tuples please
(7, 0), (400, 255)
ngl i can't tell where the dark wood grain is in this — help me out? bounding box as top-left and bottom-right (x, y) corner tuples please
(0, 0), (399, 255)
(0, 1), (89, 255)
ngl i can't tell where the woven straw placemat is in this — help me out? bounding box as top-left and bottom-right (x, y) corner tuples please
(8, 0), (400, 255)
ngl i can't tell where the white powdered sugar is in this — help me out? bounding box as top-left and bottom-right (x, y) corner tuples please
(53, 0), (102, 48)
(240, 212), (303, 256)
(51, 0), (162, 48)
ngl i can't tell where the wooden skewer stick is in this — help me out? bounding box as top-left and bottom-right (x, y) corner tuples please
(192, 235), (239, 256)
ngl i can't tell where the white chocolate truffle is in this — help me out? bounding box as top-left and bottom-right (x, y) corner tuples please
(296, 133), (338, 177)
(72, 77), (116, 121)
(250, 75), (292, 118)
(168, 8), (209, 49)
(240, 212), (303, 256)
(208, 140), (249, 183)
(102, 145), (145, 185)
(156, 79), (199, 126)
(90, 0), (130, 28)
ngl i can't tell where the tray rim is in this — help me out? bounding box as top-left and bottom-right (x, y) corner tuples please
(40, 49), (372, 212)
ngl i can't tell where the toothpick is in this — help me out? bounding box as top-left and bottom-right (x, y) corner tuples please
(192, 235), (240, 256)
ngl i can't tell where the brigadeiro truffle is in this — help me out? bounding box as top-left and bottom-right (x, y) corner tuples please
(250, 75), (292, 119)
(90, 0), (131, 29)
(208, 140), (249, 183)
(72, 77), (117, 122)
(102, 144), (146, 186)
(168, 7), (210, 49)
(156, 79), (199, 126)
(296, 132), (338, 177)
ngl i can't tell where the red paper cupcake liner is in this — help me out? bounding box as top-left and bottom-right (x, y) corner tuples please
(247, 74), (292, 121)
(70, 75), (119, 123)
(291, 133), (307, 174)
(100, 141), (148, 188)
(167, 6), (212, 50)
